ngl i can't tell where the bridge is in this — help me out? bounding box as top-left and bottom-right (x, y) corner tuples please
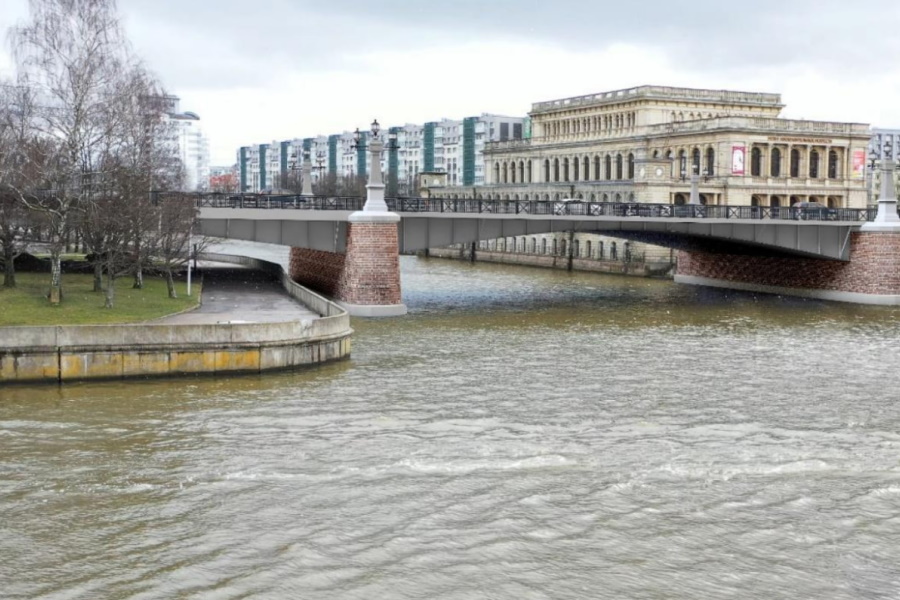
(198, 195), (876, 261)
(194, 193), (900, 315)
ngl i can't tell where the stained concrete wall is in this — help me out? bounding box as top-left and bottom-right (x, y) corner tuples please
(0, 254), (352, 384)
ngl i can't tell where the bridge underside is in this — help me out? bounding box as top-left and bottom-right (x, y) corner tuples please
(199, 214), (854, 261)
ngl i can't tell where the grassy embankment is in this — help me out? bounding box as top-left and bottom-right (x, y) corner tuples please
(0, 271), (200, 327)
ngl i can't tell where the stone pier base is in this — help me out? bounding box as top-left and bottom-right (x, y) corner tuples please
(290, 217), (406, 317)
(675, 231), (900, 305)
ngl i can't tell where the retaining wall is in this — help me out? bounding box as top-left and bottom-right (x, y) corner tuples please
(0, 254), (352, 384)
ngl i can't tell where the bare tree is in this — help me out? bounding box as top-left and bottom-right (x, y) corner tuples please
(155, 193), (205, 298)
(7, 0), (137, 303)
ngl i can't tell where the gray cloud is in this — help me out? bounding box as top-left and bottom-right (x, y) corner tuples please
(119, 0), (900, 92)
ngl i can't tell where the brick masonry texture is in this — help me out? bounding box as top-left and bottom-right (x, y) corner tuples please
(676, 231), (900, 295)
(290, 223), (402, 305)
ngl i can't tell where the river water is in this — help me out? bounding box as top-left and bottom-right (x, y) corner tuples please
(3, 256), (900, 599)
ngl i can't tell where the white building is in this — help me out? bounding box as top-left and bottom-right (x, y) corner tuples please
(164, 96), (210, 192)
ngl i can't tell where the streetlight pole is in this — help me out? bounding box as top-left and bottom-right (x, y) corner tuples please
(358, 119), (389, 213)
(863, 141), (900, 231)
(301, 149), (313, 196)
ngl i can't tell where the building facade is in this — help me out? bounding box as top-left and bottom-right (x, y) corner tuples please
(464, 86), (870, 210)
(163, 96), (210, 192)
(236, 114), (524, 194)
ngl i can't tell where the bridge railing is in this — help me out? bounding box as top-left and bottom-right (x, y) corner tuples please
(196, 194), (880, 222)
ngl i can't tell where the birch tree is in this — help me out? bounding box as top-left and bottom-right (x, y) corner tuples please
(8, 0), (135, 303)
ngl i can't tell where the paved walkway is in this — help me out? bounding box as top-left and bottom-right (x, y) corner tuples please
(154, 265), (319, 325)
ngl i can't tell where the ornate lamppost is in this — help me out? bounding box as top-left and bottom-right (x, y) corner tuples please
(355, 119), (390, 213)
(300, 149), (313, 196)
(863, 140), (900, 230)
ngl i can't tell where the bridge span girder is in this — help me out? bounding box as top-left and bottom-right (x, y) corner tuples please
(398, 217), (855, 261)
(198, 210), (856, 261)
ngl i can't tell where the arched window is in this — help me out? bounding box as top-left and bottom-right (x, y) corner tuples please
(624, 242), (632, 262)
(572, 157), (579, 182)
(751, 147), (762, 176)
(605, 155), (612, 180)
(692, 148), (701, 174)
(509, 162), (516, 183)
(541, 239), (547, 254)
(518, 161), (525, 182)
(543, 160), (550, 182)
(771, 148), (782, 177)
(810, 150), (820, 178)
(493, 162), (499, 183)
(560, 240), (567, 256)
(790, 149), (800, 178)
(610, 242), (618, 260)
(597, 241), (604, 260)
(552, 239), (558, 255)
(627, 153), (635, 179)
(828, 150), (839, 178)
(583, 157), (590, 181)
(706, 148), (715, 176)
(553, 158), (560, 182)
(585, 241), (592, 258)
(616, 154), (623, 179)
(563, 158), (570, 182)
(678, 149), (687, 178)
(593, 156), (600, 180)
(526, 161), (532, 183)
(530, 238), (536, 253)
(573, 240), (580, 257)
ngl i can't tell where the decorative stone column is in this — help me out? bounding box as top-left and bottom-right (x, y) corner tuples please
(338, 127), (407, 317)
(862, 156), (900, 231)
(301, 151), (313, 196)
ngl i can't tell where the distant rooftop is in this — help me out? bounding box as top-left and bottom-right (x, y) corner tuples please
(531, 85), (784, 114)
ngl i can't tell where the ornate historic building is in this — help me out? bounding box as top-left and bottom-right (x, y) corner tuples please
(429, 85), (870, 209)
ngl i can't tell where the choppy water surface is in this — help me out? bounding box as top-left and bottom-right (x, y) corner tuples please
(3, 256), (900, 599)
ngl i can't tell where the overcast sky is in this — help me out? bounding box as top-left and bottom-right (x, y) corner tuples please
(2, 0), (900, 164)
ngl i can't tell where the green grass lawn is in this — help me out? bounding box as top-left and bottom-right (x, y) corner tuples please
(0, 272), (201, 326)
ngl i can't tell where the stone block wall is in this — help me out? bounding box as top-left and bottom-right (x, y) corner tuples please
(676, 231), (900, 297)
(341, 223), (402, 305)
(289, 222), (402, 306)
(289, 248), (347, 297)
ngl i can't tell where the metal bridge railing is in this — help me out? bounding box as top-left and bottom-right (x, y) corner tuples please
(195, 194), (880, 222)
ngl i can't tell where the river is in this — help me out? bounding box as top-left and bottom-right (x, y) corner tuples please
(2, 256), (900, 599)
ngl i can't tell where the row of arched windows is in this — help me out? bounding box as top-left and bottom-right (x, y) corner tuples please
(493, 160), (534, 184)
(749, 146), (841, 179)
(544, 111), (637, 138)
(539, 153), (635, 183)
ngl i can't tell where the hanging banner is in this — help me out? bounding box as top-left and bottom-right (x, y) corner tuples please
(852, 149), (866, 179)
(731, 146), (746, 175)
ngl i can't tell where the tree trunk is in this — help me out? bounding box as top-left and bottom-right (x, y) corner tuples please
(93, 261), (103, 292)
(104, 269), (115, 309)
(165, 268), (177, 298)
(3, 248), (15, 288)
(48, 248), (62, 304)
(133, 266), (143, 289)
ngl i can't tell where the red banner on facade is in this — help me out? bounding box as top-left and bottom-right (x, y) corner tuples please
(852, 149), (866, 179)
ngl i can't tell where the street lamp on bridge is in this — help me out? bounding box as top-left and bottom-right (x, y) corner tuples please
(863, 140), (900, 230)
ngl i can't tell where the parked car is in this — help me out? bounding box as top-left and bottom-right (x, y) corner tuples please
(792, 201), (836, 220)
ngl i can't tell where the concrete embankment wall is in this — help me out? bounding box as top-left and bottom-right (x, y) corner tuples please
(426, 247), (673, 278)
(0, 254), (352, 384)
